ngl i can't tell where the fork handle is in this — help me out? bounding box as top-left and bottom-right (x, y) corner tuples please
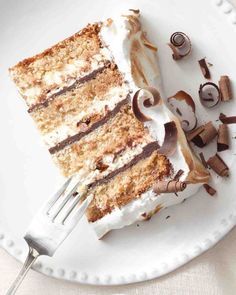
(6, 246), (40, 295)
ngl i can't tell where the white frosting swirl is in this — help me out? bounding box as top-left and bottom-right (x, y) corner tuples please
(90, 11), (208, 238)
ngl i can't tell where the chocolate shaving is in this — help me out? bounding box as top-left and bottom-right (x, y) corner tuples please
(95, 159), (109, 172)
(199, 82), (221, 108)
(217, 124), (229, 152)
(199, 152), (208, 168)
(158, 121), (178, 156)
(219, 113), (236, 124)
(186, 121), (217, 147)
(132, 87), (161, 122)
(129, 9), (140, 14)
(219, 75), (232, 101)
(174, 169), (184, 180)
(198, 58), (211, 79)
(168, 43), (181, 60)
(153, 180), (187, 194)
(203, 184), (217, 196)
(168, 32), (191, 60)
(207, 154), (229, 177)
(167, 91), (197, 132)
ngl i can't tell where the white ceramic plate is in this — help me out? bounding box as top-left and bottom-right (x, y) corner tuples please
(1, 0), (236, 286)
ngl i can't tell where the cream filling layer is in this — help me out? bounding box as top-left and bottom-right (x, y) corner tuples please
(61, 141), (151, 186)
(20, 47), (113, 105)
(42, 85), (129, 147)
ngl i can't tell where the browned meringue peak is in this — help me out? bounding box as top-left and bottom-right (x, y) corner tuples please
(122, 9), (141, 35)
(141, 32), (158, 51)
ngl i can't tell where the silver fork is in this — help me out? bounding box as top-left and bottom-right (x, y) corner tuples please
(6, 176), (93, 295)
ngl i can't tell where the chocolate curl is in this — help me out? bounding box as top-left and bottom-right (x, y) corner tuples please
(132, 87), (161, 122)
(168, 43), (181, 60)
(207, 154), (229, 177)
(158, 121), (178, 156)
(186, 121), (217, 147)
(199, 82), (221, 108)
(168, 32), (191, 60)
(219, 113), (236, 124)
(203, 184), (217, 196)
(167, 91), (197, 132)
(198, 58), (211, 79)
(153, 180), (187, 195)
(219, 75), (232, 101)
(199, 152), (208, 168)
(217, 124), (229, 152)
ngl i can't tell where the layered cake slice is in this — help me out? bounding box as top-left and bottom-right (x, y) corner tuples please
(10, 10), (209, 238)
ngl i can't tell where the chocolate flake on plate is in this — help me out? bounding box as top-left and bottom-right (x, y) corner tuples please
(199, 152), (208, 168)
(207, 153), (229, 177)
(219, 113), (236, 124)
(217, 124), (229, 152)
(199, 82), (221, 108)
(153, 180), (187, 194)
(167, 90), (197, 132)
(168, 32), (191, 60)
(198, 58), (211, 79)
(132, 87), (161, 122)
(219, 75), (232, 102)
(203, 184), (217, 196)
(186, 121), (217, 147)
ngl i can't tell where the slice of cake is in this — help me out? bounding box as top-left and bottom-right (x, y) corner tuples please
(9, 10), (209, 238)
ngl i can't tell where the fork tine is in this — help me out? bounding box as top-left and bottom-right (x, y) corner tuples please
(61, 188), (88, 224)
(50, 180), (81, 220)
(64, 194), (93, 225)
(46, 176), (73, 212)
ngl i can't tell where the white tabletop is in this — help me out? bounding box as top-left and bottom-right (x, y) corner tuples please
(1, 1), (236, 294)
